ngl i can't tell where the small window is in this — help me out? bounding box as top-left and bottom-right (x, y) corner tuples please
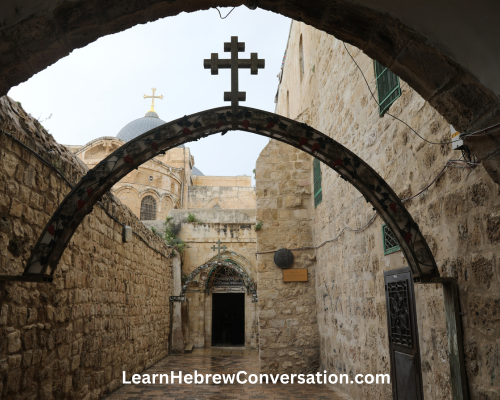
(374, 60), (401, 115)
(140, 196), (157, 220)
(382, 224), (400, 255)
(213, 204), (221, 209)
(299, 35), (305, 79)
(148, 175), (154, 182)
(313, 158), (322, 208)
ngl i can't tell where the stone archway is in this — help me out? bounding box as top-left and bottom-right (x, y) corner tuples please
(182, 257), (257, 298)
(182, 256), (258, 347)
(1, 0), (500, 141)
(25, 105), (439, 280)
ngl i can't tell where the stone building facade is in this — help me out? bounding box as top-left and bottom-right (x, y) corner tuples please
(66, 104), (259, 355)
(145, 209), (259, 350)
(255, 21), (500, 399)
(0, 97), (176, 399)
(68, 108), (255, 222)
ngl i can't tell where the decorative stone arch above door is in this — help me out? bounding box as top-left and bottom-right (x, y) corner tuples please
(24, 106), (440, 279)
(182, 256), (257, 300)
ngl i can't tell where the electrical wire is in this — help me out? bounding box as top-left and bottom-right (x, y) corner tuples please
(216, 7), (236, 19)
(256, 154), (476, 255)
(0, 129), (172, 259)
(342, 43), (499, 146)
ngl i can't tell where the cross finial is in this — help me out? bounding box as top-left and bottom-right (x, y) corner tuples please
(204, 37), (265, 124)
(143, 88), (163, 112)
(211, 239), (227, 258)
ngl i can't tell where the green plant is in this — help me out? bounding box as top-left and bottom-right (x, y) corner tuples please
(162, 216), (186, 254)
(187, 213), (201, 223)
(151, 226), (161, 237)
(255, 220), (264, 231)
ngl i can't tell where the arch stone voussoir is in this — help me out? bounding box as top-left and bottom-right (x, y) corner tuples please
(182, 258), (257, 300)
(1, 0), (499, 137)
(25, 106), (440, 279)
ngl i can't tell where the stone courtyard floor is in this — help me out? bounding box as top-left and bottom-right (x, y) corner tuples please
(105, 348), (346, 399)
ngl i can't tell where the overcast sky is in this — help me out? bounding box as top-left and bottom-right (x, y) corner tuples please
(7, 7), (291, 183)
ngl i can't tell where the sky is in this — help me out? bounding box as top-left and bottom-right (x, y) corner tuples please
(7, 7), (291, 184)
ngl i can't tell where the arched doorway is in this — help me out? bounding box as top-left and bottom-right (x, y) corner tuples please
(182, 256), (257, 348)
(24, 105), (439, 280)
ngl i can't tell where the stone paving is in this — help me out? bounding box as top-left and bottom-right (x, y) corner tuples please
(105, 348), (347, 399)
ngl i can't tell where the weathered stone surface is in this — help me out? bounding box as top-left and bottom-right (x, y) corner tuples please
(0, 0), (499, 188)
(256, 138), (319, 374)
(0, 97), (174, 400)
(271, 21), (500, 399)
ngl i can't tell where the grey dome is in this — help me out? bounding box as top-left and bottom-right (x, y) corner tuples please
(192, 166), (204, 176)
(116, 110), (184, 148)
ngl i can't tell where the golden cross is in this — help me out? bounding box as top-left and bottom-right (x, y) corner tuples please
(143, 88), (163, 112)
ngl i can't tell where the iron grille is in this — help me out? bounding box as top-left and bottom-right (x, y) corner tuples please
(374, 60), (401, 115)
(387, 281), (412, 347)
(140, 196), (157, 220)
(383, 224), (400, 255)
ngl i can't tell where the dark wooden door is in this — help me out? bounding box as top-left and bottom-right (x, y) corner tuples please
(384, 267), (423, 400)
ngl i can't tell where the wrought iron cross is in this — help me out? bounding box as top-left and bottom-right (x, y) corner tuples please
(143, 88), (163, 112)
(204, 36), (265, 123)
(211, 239), (227, 258)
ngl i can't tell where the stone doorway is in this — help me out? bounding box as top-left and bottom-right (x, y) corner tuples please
(211, 293), (245, 346)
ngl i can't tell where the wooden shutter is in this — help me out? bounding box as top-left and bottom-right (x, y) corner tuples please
(374, 60), (402, 115)
(313, 158), (322, 208)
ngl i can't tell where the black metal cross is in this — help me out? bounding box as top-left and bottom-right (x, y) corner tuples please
(211, 239), (227, 258)
(204, 36), (265, 123)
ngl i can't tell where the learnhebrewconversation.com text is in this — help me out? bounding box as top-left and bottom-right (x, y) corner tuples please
(123, 370), (390, 385)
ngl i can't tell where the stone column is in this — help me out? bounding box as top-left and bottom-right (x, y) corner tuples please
(171, 253), (184, 353)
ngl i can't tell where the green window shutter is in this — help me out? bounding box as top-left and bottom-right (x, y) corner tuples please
(313, 158), (322, 208)
(382, 224), (401, 255)
(374, 60), (401, 115)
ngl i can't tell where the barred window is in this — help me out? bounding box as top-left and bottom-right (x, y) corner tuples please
(374, 60), (401, 115)
(313, 158), (322, 208)
(382, 224), (401, 255)
(140, 196), (157, 221)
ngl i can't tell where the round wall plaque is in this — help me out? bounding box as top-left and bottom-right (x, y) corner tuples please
(274, 248), (294, 269)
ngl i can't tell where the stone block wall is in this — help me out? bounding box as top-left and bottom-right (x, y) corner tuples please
(0, 97), (174, 400)
(255, 139), (320, 374)
(188, 184), (256, 210)
(274, 21), (500, 399)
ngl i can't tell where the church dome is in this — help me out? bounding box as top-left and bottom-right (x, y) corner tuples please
(116, 110), (166, 142)
(116, 110), (185, 147)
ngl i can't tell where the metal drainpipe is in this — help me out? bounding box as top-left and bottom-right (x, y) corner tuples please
(180, 147), (185, 209)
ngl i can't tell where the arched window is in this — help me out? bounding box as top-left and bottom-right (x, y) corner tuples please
(140, 196), (157, 220)
(299, 34), (304, 79)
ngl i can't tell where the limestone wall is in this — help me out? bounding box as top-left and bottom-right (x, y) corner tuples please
(188, 182), (256, 210)
(255, 140), (320, 374)
(158, 209), (258, 349)
(0, 97), (174, 400)
(73, 138), (184, 220)
(273, 21), (500, 399)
